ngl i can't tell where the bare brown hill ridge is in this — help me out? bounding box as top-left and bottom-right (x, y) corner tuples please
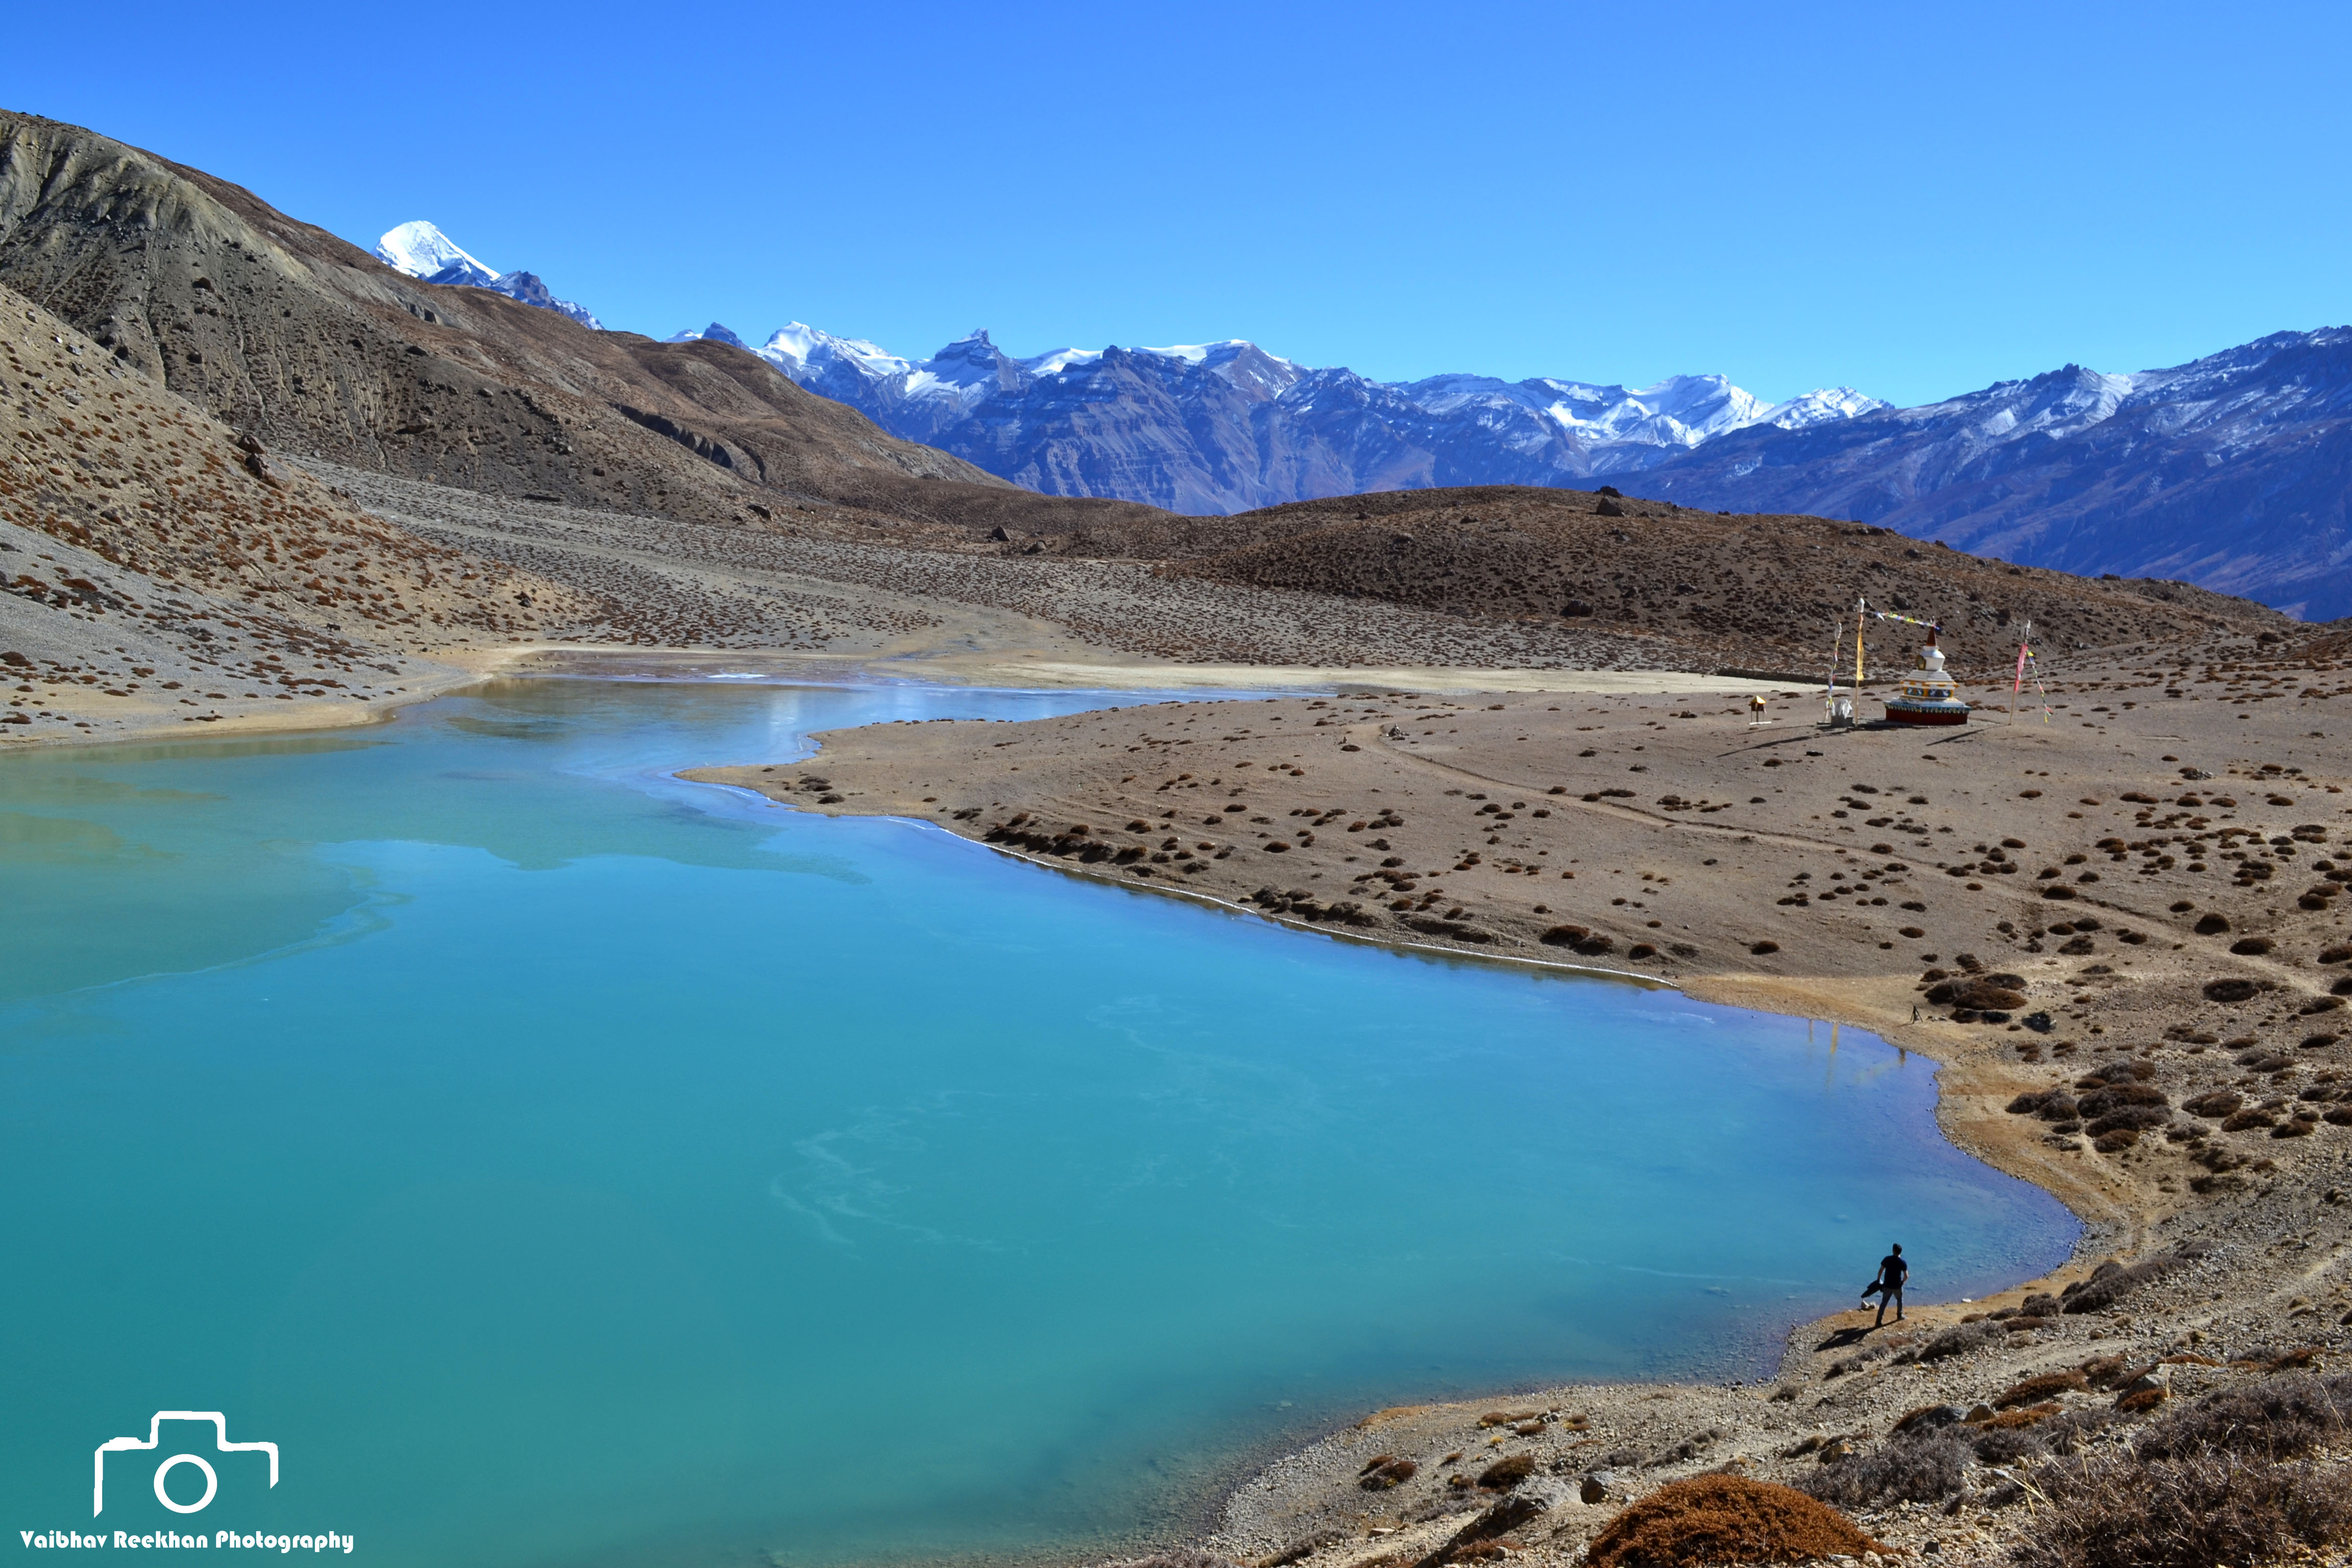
(0, 108), (1166, 537)
(1102, 488), (2290, 675)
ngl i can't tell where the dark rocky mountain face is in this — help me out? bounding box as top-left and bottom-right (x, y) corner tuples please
(748, 326), (1879, 517)
(1635, 330), (2352, 620)
(0, 110), (1014, 533)
(906, 345), (1615, 514)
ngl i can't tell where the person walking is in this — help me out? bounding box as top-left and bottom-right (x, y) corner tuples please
(1866, 1243), (1908, 1326)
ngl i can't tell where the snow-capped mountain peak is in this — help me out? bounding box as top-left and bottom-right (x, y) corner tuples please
(751, 322), (911, 380)
(665, 312), (1888, 512)
(1022, 347), (1101, 377)
(373, 220), (602, 331)
(1760, 387), (1890, 429)
(375, 220), (498, 288)
(667, 323), (752, 350)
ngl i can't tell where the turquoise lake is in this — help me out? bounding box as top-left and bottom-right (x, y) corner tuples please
(0, 678), (2077, 1566)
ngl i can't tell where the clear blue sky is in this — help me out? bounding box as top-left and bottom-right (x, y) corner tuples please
(6, 2), (2345, 406)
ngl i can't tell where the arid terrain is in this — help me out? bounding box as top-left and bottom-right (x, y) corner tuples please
(0, 283), (586, 739)
(694, 634), (2352, 1568)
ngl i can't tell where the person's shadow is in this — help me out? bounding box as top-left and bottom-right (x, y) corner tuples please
(1816, 1325), (1873, 1352)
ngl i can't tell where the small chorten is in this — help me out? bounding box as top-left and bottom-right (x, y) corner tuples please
(1882, 627), (1971, 726)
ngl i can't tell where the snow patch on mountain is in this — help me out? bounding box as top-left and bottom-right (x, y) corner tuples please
(374, 221), (603, 331)
(375, 220), (496, 287)
(1761, 386), (1888, 428)
(1400, 372), (1887, 457)
(667, 322), (750, 350)
(753, 322), (910, 379)
(657, 311), (1888, 510)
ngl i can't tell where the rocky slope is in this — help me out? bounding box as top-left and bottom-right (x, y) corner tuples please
(1637, 330), (2352, 621)
(0, 109), (1036, 535)
(1, 282), (582, 740)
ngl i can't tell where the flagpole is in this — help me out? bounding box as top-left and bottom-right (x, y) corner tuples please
(2012, 619), (2030, 724)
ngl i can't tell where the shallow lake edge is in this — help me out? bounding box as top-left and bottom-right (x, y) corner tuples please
(678, 767), (2106, 1568)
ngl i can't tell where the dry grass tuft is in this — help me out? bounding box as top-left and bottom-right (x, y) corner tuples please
(1586, 1474), (1883, 1567)
(2014, 1454), (2352, 1568)
(1980, 1401), (2067, 1430)
(1474, 1453), (1533, 1489)
(1911, 1320), (2006, 1362)
(1105, 1551), (1240, 1568)
(2060, 1244), (2208, 1314)
(1994, 1371), (2090, 1408)
(2135, 1375), (2352, 1462)
(1251, 1528), (1341, 1568)
(1799, 1430), (1971, 1506)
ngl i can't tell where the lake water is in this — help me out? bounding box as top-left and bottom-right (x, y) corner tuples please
(0, 678), (2076, 1566)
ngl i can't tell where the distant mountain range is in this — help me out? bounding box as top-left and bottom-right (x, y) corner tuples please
(1635, 330), (2352, 620)
(664, 319), (1883, 516)
(376, 220), (603, 331)
(381, 219), (2352, 618)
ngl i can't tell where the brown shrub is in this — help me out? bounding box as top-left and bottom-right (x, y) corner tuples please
(2077, 1355), (2133, 1389)
(2013, 1454), (2352, 1568)
(2137, 1375), (2352, 1461)
(1799, 1430), (1971, 1506)
(1995, 1370), (2089, 1408)
(1252, 1529), (1342, 1568)
(1892, 1403), (1965, 1435)
(1474, 1453), (1533, 1489)
(1973, 1424), (2047, 1463)
(1586, 1475), (1883, 1567)
(1913, 1320), (2006, 1361)
(1981, 1400), (2066, 1429)
(1107, 1551), (1239, 1568)
(1359, 1455), (1419, 1489)
(2061, 1245), (2207, 1314)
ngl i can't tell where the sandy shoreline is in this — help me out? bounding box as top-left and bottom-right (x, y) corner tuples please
(689, 634), (2352, 1566)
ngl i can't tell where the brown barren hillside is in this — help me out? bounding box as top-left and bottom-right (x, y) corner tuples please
(2, 282), (587, 739)
(1140, 487), (2290, 673)
(0, 109), (1156, 540)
